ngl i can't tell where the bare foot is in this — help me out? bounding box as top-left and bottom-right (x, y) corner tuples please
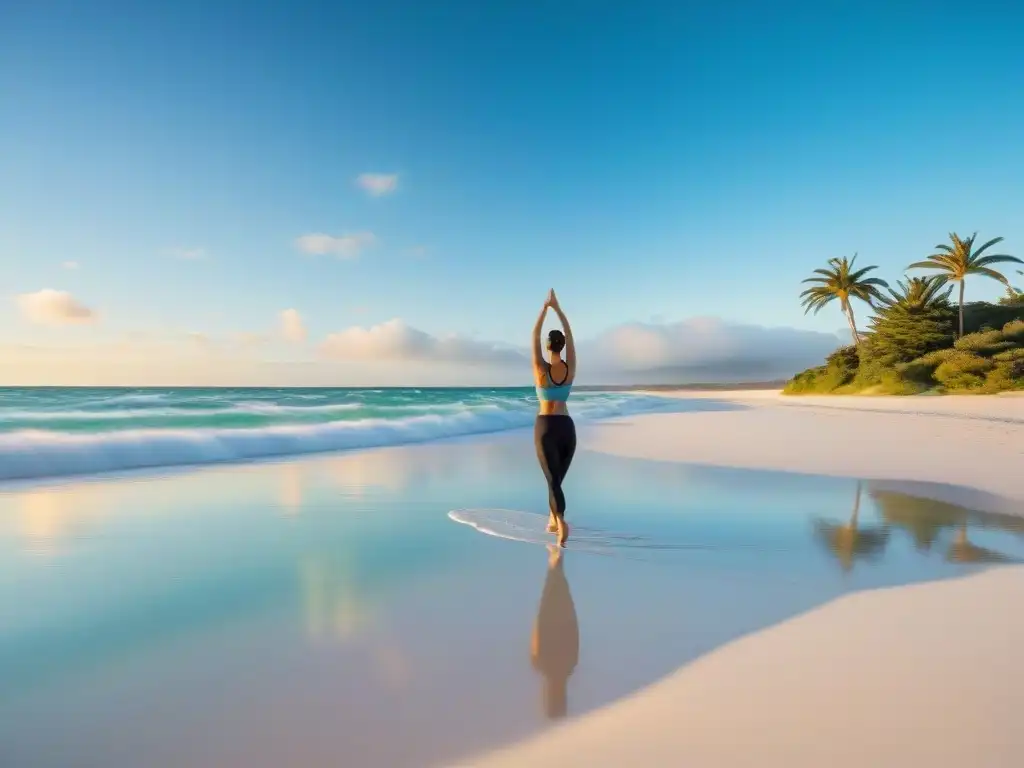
(546, 517), (558, 533)
(556, 519), (570, 547)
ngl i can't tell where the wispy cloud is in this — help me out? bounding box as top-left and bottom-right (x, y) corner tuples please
(405, 245), (429, 259)
(166, 247), (206, 260)
(320, 318), (525, 364)
(280, 308), (307, 343)
(61, 261), (80, 270)
(17, 289), (97, 326)
(295, 232), (376, 259)
(356, 173), (399, 197)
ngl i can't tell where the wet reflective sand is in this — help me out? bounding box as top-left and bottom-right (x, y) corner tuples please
(2, 434), (1022, 767)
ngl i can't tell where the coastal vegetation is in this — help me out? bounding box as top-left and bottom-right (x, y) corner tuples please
(786, 232), (1024, 394)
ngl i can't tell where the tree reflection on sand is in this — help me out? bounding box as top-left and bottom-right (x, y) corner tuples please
(814, 482), (890, 573)
(869, 490), (968, 552)
(869, 488), (1020, 563)
(814, 483), (1019, 572)
(946, 521), (1014, 564)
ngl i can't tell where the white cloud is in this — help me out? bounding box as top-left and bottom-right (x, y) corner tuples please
(356, 173), (399, 197)
(584, 317), (841, 381)
(166, 247), (205, 260)
(62, 261), (79, 270)
(296, 232), (376, 259)
(320, 319), (525, 365)
(314, 316), (837, 382)
(16, 289), (97, 326)
(406, 245), (428, 259)
(280, 308), (307, 343)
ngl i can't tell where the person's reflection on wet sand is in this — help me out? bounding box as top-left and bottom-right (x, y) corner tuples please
(530, 545), (579, 720)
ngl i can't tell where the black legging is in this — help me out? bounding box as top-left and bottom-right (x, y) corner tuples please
(534, 415), (577, 519)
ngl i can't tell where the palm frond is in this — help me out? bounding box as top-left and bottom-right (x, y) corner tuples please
(848, 266), (881, 282)
(907, 259), (948, 272)
(974, 253), (1023, 267)
(972, 266), (1012, 284)
(973, 236), (1005, 258)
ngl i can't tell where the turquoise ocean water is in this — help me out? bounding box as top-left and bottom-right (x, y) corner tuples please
(0, 387), (677, 482)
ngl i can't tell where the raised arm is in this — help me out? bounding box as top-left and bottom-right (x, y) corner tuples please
(549, 293), (575, 372)
(532, 302), (548, 371)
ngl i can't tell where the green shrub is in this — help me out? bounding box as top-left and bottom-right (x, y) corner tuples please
(812, 367), (851, 392)
(983, 365), (1024, 393)
(784, 345), (860, 394)
(851, 359), (885, 387)
(889, 347), (955, 388)
(825, 345), (859, 372)
(992, 347), (1024, 364)
(913, 348), (955, 367)
(897, 359), (939, 386)
(1002, 319), (1024, 341)
(932, 351), (994, 391)
(954, 329), (1006, 354)
(983, 347), (1024, 392)
(872, 367), (929, 394)
(783, 366), (828, 394)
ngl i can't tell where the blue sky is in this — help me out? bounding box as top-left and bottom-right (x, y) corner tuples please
(2, 1), (1023, 384)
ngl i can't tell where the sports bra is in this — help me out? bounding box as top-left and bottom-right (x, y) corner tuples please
(536, 364), (572, 402)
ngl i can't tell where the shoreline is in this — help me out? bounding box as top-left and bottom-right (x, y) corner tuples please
(5, 387), (1022, 501)
(467, 390), (1024, 767)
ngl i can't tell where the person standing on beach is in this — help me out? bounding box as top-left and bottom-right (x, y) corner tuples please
(532, 289), (577, 547)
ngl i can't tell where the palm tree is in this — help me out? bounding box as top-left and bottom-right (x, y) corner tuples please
(800, 254), (889, 344)
(875, 275), (953, 312)
(907, 232), (1023, 337)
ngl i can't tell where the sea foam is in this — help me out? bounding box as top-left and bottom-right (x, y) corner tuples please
(0, 393), (674, 482)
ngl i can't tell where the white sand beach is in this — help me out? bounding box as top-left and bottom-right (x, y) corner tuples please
(467, 392), (1024, 768)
